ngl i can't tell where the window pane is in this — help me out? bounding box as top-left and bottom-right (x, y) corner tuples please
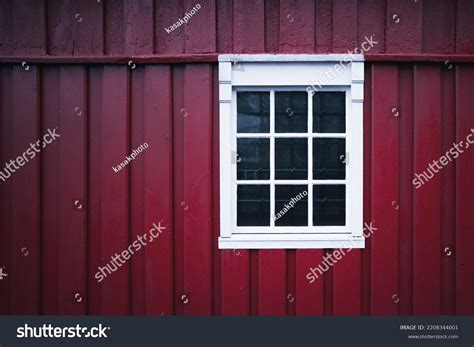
(237, 92), (270, 133)
(237, 138), (270, 180)
(313, 92), (345, 133)
(237, 185), (270, 226)
(313, 138), (345, 179)
(275, 138), (308, 180)
(275, 92), (307, 133)
(275, 185), (308, 226)
(313, 185), (345, 226)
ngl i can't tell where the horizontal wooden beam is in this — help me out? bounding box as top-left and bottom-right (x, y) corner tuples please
(0, 53), (473, 64)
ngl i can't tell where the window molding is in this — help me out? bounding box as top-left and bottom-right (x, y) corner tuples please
(218, 54), (364, 249)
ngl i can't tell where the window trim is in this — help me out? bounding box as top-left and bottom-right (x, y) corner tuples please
(218, 54), (364, 249)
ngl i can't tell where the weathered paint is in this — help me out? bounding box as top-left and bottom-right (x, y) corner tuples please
(0, 0), (473, 315)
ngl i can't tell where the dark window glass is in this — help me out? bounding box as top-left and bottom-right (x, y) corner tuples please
(275, 185), (308, 226)
(237, 92), (270, 133)
(313, 138), (345, 179)
(313, 185), (345, 226)
(237, 185), (270, 226)
(237, 138), (270, 180)
(313, 92), (345, 133)
(275, 138), (308, 180)
(275, 92), (307, 133)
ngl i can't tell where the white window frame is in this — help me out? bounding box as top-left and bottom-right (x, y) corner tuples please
(218, 54), (364, 249)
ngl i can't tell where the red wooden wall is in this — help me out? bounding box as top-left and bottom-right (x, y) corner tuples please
(0, 0), (473, 315)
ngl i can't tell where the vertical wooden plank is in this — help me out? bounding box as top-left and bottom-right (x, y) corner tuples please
(172, 65), (185, 315)
(440, 66), (455, 315)
(258, 250), (286, 315)
(296, 250), (324, 315)
(129, 67), (145, 315)
(456, 0), (474, 54)
(143, 65), (174, 315)
(455, 65), (474, 314)
(371, 64), (399, 315)
(333, 250), (361, 315)
(361, 65), (372, 315)
(422, 0), (455, 53)
(265, 0), (279, 53)
(221, 250), (249, 315)
(279, 0), (314, 53)
(184, 0), (216, 53)
(0, 66), (13, 314)
(413, 65), (442, 315)
(0, 0), (13, 55)
(87, 66), (102, 314)
(357, 0), (385, 53)
(10, 66), (41, 314)
(122, 0), (154, 55)
(233, 0), (265, 53)
(286, 250), (296, 315)
(155, 0), (185, 54)
(217, 0), (233, 53)
(89, 67), (130, 314)
(55, 67), (87, 314)
(47, 0), (104, 55)
(332, 0), (358, 52)
(385, 0), (422, 53)
(315, 0), (333, 53)
(104, 0), (125, 55)
(12, 0), (46, 55)
(182, 65), (213, 315)
(399, 66), (414, 315)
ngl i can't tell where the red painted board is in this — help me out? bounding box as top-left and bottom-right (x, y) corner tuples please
(122, 0), (154, 55)
(398, 66), (414, 315)
(12, 0), (45, 55)
(143, 65), (174, 315)
(233, 0), (265, 53)
(357, 0), (385, 54)
(370, 64), (399, 315)
(456, 0), (474, 54)
(413, 65), (442, 315)
(315, 0), (332, 53)
(333, 250), (361, 315)
(332, 0), (358, 53)
(258, 250), (286, 315)
(154, 0), (185, 54)
(184, 0), (216, 54)
(385, 0), (422, 53)
(10, 66), (41, 314)
(182, 64), (213, 315)
(455, 65), (474, 314)
(279, 0), (314, 53)
(265, 0), (279, 53)
(0, 66), (13, 314)
(296, 250), (324, 315)
(440, 67), (455, 315)
(56, 66), (87, 314)
(422, 0), (455, 54)
(221, 250), (249, 315)
(129, 66), (146, 314)
(217, 0), (233, 53)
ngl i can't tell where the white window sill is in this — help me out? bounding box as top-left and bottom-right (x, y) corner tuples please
(218, 234), (365, 249)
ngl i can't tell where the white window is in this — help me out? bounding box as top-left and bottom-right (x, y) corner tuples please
(218, 55), (364, 249)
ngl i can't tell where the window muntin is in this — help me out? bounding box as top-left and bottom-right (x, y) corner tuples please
(235, 88), (348, 230)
